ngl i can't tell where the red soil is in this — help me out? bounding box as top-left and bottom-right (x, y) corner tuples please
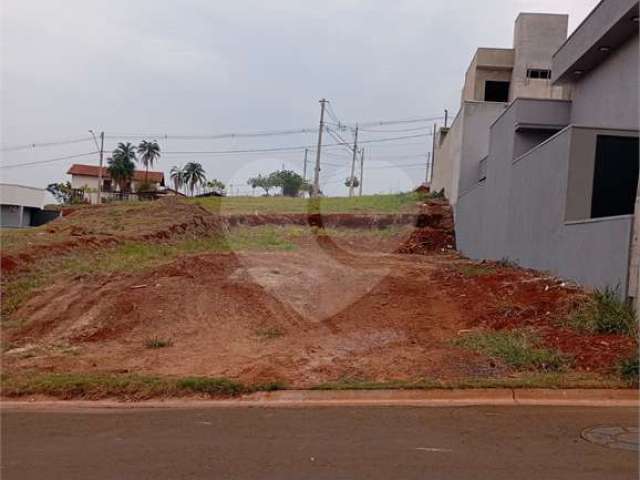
(433, 264), (637, 372)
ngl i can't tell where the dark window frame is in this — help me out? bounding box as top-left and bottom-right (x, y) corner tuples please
(526, 68), (551, 80)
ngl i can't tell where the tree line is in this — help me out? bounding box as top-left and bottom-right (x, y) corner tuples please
(247, 170), (310, 197)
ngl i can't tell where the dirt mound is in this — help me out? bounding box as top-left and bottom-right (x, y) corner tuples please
(3, 247), (498, 387)
(1, 199), (225, 276)
(395, 200), (456, 254)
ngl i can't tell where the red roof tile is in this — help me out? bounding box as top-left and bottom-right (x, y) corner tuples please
(67, 164), (164, 184)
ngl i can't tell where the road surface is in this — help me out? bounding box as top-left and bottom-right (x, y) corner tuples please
(2, 405), (638, 479)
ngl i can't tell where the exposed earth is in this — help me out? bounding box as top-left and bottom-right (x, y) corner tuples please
(1, 197), (636, 396)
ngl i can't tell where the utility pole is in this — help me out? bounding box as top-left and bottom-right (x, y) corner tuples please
(444, 109), (449, 128)
(431, 123), (437, 183)
(358, 148), (364, 196)
(425, 151), (431, 185)
(313, 99), (327, 197)
(348, 124), (359, 198)
(303, 148), (308, 181)
(89, 130), (105, 204)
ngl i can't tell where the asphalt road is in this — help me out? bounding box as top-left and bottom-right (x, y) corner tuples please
(2, 406), (638, 480)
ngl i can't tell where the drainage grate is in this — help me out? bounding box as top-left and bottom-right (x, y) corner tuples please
(581, 426), (639, 451)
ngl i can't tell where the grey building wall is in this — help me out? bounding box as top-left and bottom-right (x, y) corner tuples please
(0, 205), (33, 228)
(455, 182), (487, 259)
(457, 124), (636, 291)
(570, 33), (639, 130)
(1, 205), (22, 227)
(458, 102), (508, 196)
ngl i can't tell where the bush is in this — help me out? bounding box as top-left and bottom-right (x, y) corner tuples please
(569, 287), (637, 337)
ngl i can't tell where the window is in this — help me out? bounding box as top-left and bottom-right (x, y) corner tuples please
(484, 81), (510, 102)
(103, 180), (112, 192)
(526, 69), (551, 79)
(590, 135), (639, 218)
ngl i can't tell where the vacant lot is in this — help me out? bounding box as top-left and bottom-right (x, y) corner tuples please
(1, 196), (637, 398)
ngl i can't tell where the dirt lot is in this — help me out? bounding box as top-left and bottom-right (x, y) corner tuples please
(1, 198), (636, 395)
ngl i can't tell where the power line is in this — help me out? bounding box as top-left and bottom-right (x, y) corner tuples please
(158, 133), (431, 155)
(0, 151), (98, 169)
(103, 128), (319, 141)
(358, 125), (432, 133)
(365, 162), (427, 169)
(1, 137), (93, 152)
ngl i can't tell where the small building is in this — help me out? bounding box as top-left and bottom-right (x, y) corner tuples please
(0, 183), (57, 228)
(67, 164), (165, 204)
(454, 0), (639, 293)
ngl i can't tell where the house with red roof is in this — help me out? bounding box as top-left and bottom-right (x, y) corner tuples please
(67, 164), (166, 204)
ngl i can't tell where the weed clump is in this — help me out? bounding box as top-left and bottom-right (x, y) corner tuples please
(569, 288), (637, 337)
(455, 330), (569, 371)
(144, 337), (173, 349)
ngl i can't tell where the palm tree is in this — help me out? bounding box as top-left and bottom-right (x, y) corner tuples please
(183, 162), (207, 196)
(107, 155), (135, 193)
(137, 140), (161, 182)
(113, 142), (137, 164)
(170, 166), (185, 194)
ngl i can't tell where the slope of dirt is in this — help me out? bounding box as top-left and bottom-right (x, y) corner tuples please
(3, 245), (500, 387)
(1, 199), (225, 276)
(395, 200), (456, 254)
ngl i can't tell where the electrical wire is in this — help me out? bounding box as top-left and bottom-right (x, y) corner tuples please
(1, 137), (93, 152)
(0, 151), (98, 169)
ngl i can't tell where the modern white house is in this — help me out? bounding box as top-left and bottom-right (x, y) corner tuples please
(67, 164), (166, 204)
(0, 183), (53, 228)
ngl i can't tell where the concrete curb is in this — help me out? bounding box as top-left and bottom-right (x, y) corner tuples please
(2, 389), (639, 410)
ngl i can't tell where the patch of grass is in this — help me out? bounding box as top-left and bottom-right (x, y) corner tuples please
(313, 372), (625, 390)
(175, 377), (245, 396)
(254, 326), (285, 340)
(568, 287), (637, 337)
(1, 372), (283, 399)
(144, 337), (173, 349)
(618, 355), (639, 385)
(226, 227), (296, 251)
(1, 274), (42, 317)
(191, 192), (423, 215)
(454, 330), (570, 371)
(454, 263), (496, 278)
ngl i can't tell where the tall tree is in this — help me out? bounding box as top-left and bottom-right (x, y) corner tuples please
(183, 162), (207, 196)
(137, 140), (161, 182)
(107, 155), (135, 193)
(170, 166), (185, 194)
(113, 142), (137, 164)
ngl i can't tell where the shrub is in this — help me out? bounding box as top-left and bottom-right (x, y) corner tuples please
(569, 287), (637, 337)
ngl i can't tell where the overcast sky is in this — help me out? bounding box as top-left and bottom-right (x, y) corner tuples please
(1, 0), (599, 196)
